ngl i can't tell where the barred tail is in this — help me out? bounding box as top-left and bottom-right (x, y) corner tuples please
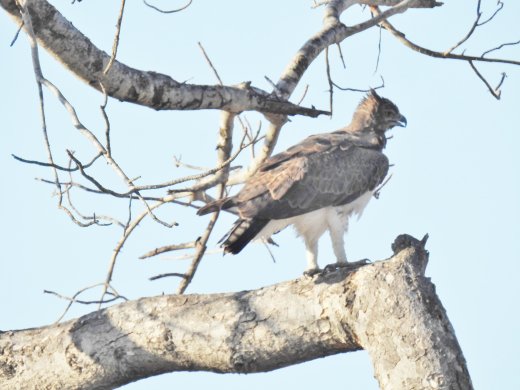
(220, 218), (268, 254)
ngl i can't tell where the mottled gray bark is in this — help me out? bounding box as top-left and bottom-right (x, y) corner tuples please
(0, 0), (328, 117)
(0, 235), (472, 390)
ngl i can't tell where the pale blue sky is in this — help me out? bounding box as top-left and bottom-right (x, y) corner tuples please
(1, 1), (519, 389)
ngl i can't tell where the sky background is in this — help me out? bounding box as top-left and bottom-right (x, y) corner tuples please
(1, 1), (519, 389)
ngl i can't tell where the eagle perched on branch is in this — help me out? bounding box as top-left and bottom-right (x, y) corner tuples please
(198, 90), (406, 274)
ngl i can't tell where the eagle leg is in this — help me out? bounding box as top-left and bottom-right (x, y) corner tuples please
(327, 212), (349, 263)
(303, 236), (320, 275)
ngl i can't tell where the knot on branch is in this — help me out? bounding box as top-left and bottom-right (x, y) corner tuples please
(391, 233), (429, 276)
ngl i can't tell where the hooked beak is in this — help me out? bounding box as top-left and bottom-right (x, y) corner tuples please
(397, 114), (407, 127)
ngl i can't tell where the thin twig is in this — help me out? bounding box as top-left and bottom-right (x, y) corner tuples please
(158, 247), (224, 261)
(374, 173), (393, 199)
(325, 46), (333, 116)
(174, 156), (209, 171)
(336, 43), (346, 69)
(176, 111), (235, 294)
(99, 199), (169, 307)
(104, 0), (126, 74)
(167, 131), (259, 193)
(443, 1), (503, 55)
(198, 41), (224, 85)
(18, 1), (76, 226)
(263, 241), (277, 264)
(478, 1), (503, 26)
(124, 196), (133, 234)
(9, 20), (24, 47)
(331, 75), (385, 92)
(468, 60), (501, 99)
(296, 85), (310, 106)
(12, 152), (103, 172)
(482, 39), (520, 58)
(62, 163), (109, 227)
(44, 283), (126, 323)
(149, 273), (187, 281)
(99, 82), (112, 157)
(140, 241), (197, 259)
(374, 24), (382, 74)
(35, 178), (165, 202)
(143, 0), (193, 14)
(372, 6), (520, 66)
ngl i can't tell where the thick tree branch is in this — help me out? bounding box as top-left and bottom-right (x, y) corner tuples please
(0, 0), (328, 117)
(0, 235), (472, 390)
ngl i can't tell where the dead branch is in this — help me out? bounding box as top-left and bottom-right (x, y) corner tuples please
(149, 272), (187, 281)
(468, 60), (502, 99)
(12, 152), (103, 172)
(103, 0), (126, 74)
(139, 242), (197, 259)
(143, 0), (192, 14)
(176, 111), (236, 294)
(2, 0), (328, 117)
(1, 237), (473, 390)
(43, 283), (127, 323)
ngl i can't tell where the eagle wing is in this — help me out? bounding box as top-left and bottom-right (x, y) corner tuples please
(235, 134), (389, 219)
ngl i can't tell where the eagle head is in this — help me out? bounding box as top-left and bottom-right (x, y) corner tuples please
(353, 89), (407, 133)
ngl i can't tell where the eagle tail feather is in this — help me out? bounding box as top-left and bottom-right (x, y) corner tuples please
(221, 219), (268, 254)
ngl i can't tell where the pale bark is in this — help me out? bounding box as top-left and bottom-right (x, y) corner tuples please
(0, 0), (328, 117)
(0, 235), (472, 390)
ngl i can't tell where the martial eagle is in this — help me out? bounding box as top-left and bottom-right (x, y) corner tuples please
(198, 90), (406, 274)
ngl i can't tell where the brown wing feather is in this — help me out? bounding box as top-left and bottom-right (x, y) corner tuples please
(237, 144), (388, 220)
(258, 133), (333, 172)
(199, 132), (387, 220)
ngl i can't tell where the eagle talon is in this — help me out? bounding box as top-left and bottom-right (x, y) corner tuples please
(303, 268), (322, 277)
(323, 259), (371, 273)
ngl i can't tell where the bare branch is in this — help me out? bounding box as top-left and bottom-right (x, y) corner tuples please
(99, 82), (112, 157)
(44, 283), (126, 323)
(374, 24), (382, 73)
(444, 0), (504, 55)
(100, 199), (169, 305)
(143, 0), (192, 14)
(372, 7), (520, 66)
(173, 156), (210, 171)
(103, 0), (126, 74)
(296, 84), (310, 105)
(167, 129), (257, 194)
(198, 41), (224, 86)
(149, 273), (187, 281)
(35, 177), (165, 202)
(9, 19), (23, 46)
(331, 75), (385, 92)
(478, 0), (503, 26)
(176, 111), (236, 294)
(2, 0), (328, 117)
(12, 152), (103, 172)
(374, 173), (393, 199)
(140, 242), (197, 259)
(325, 46), (334, 115)
(482, 39), (520, 58)
(336, 42), (346, 69)
(62, 163), (117, 227)
(468, 60), (501, 99)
